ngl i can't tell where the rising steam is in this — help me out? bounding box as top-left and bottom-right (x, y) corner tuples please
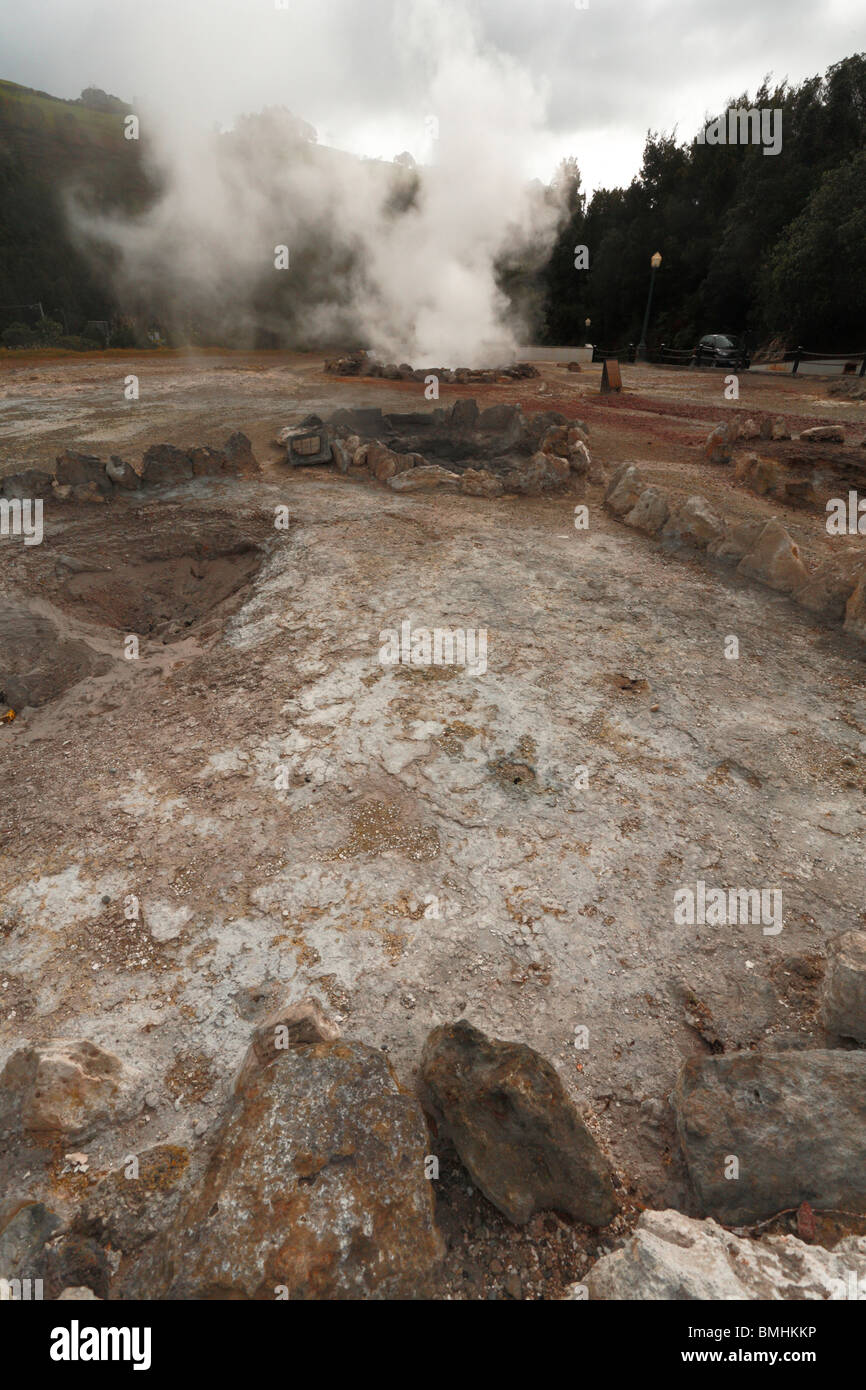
(70, 0), (563, 366)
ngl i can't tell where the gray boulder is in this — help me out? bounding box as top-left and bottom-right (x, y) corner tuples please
(140, 444), (193, 488)
(672, 1050), (866, 1223)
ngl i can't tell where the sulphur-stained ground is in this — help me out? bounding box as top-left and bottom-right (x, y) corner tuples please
(1, 351), (865, 1297)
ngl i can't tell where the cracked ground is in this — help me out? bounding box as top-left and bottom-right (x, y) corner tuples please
(1, 351), (865, 1295)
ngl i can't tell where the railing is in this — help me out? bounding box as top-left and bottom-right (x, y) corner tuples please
(591, 341), (866, 375)
(785, 346), (866, 377)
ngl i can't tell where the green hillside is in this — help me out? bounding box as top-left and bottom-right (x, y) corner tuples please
(0, 80), (156, 340)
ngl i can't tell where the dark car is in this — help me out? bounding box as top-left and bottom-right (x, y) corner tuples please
(691, 334), (750, 369)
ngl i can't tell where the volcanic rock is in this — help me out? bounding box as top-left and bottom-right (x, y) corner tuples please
(605, 463), (647, 515)
(800, 425), (844, 444)
(0, 1038), (143, 1143)
(140, 444), (193, 488)
(419, 1020), (617, 1227)
(105, 455), (141, 489)
(55, 450), (112, 494)
(1, 469), (53, 499)
(460, 468), (504, 498)
(662, 495), (726, 550)
(224, 431), (258, 472)
(703, 423), (735, 466)
(623, 486), (670, 535)
(737, 519), (810, 593)
(794, 562), (857, 621)
(509, 451), (570, 495)
(706, 518), (765, 565)
(74, 1145), (192, 1258)
(672, 1050), (866, 1222)
(161, 1040), (442, 1298)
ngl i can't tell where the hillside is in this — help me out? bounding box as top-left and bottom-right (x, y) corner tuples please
(0, 79), (156, 335)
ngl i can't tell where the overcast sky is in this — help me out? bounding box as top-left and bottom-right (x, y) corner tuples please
(2, 0), (864, 192)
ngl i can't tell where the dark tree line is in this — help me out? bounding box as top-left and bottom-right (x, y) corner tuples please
(540, 54), (866, 352)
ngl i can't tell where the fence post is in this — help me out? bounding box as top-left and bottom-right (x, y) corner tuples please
(628, 342), (635, 363)
(860, 352), (866, 378)
(792, 345), (803, 375)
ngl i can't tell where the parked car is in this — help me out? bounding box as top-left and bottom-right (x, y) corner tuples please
(690, 334), (750, 369)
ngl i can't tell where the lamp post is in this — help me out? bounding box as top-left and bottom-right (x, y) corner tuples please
(584, 316), (591, 346)
(636, 251), (662, 362)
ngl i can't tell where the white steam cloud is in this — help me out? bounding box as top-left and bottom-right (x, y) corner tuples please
(70, 0), (563, 366)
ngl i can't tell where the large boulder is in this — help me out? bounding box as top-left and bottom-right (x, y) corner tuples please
(821, 930), (866, 1043)
(224, 431), (258, 472)
(0, 1039), (143, 1143)
(703, 423), (735, 466)
(1, 469), (53, 500)
(707, 518), (765, 566)
(582, 1209), (866, 1301)
(419, 1020), (617, 1227)
(460, 468), (504, 499)
(800, 425), (844, 444)
(450, 398), (479, 430)
(105, 455), (141, 489)
(794, 562), (857, 622)
(508, 451), (570, 496)
(140, 444), (193, 488)
(161, 1040), (442, 1299)
(623, 486), (669, 535)
(55, 451), (112, 500)
(737, 519), (810, 593)
(662, 495), (726, 550)
(604, 463), (646, 516)
(672, 1050), (866, 1223)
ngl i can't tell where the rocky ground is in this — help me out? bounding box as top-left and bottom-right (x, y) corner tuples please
(0, 350), (865, 1299)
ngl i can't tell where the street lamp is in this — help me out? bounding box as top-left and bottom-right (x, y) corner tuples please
(584, 316), (591, 348)
(636, 251), (662, 362)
